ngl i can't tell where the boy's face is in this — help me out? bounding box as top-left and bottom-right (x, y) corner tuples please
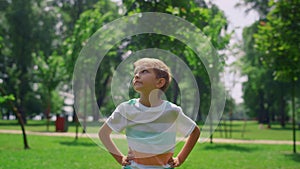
(133, 66), (164, 94)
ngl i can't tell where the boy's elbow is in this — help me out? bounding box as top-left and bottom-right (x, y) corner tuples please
(193, 126), (200, 138)
(98, 128), (104, 141)
(98, 123), (111, 140)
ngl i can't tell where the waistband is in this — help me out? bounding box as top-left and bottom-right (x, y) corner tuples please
(123, 161), (173, 169)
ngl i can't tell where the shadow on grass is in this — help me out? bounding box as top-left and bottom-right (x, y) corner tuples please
(0, 120), (51, 127)
(59, 140), (96, 147)
(0, 119), (79, 127)
(203, 144), (258, 152)
(214, 129), (244, 133)
(0, 120), (19, 126)
(269, 127), (299, 131)
(284, 152), (300, 162)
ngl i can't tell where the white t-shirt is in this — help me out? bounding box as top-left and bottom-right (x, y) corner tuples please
(106, 99), (196, 155)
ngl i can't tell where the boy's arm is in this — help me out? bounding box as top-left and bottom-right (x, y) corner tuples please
(168, 126), (200, 168)
(98, 123), (131, 166)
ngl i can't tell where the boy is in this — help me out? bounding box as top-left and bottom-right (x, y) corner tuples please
(99, 58), (200, 168)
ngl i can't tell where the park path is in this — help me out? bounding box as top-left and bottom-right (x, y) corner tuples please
(0, 129), (299, 145)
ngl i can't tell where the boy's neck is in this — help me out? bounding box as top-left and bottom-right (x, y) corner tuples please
(139, 90), (163, 107)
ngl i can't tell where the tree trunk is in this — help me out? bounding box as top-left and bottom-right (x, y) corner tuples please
(266, 108), (271, 129)
(45, 100), (51, 131)
(83, 82), (87, 133)
(280, 90), (286, 128)
(15, 107), (30, 149)
(74, 113), (79, 140)
(96, 75), (110, 120)
(6, 111), (9, 120)
(172, 81), (179, 104)
(209, 111), (213, 143)
(258, 91), (265, 124)
(196, 110), (202, 122)
(291, 80), (296, 153)
(0, 87), (29, 149)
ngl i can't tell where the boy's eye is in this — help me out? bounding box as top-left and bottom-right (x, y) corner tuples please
(141, 69), (149, 73)
(133, 68), (150, 75)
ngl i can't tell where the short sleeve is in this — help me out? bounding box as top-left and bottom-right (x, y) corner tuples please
(105, 104), (127, 133)
(176, 107), (196, 137)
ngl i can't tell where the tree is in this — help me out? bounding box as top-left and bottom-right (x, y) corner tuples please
(119, 0), (230, 144)
(3, 0), (37, 123)
(66, 0), (229, 143)
(0, 87), (30, 149)
(240, 23), (290, 127)
(254, 0), (300, 153)
(62, 0), (120, 132)
(121, 0), (230, 118)
(1, 0), (66, 122)
(33, 52), (67, 131)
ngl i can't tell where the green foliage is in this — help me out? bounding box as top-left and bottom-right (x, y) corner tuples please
(22, 92), (44, 115)
(240, 0), (300, 128)
(254, 0), (300, 152)
(123, 0), (230, 50)
(63, 0), (120, 76)
(0, 0), (116, 118)
(62, 0), (120, 116)
(0, 0), (231, 122)
(0, 94), (15, 103)
(50, 90), (64, 114)
(31, 51), (67, 116)
(33, 52), (67, 89)
(240, 22), (290, 123)
(254, 0), (300, 82)
(248, 25), (291, 120)
(0, 0), (66, 118)
(119, 0), (230, 120)
(4, 0), (34, 99)
(0, 36), (3, 49)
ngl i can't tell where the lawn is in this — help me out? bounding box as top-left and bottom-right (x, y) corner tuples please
(1, 120), (300, 169)
(213, 120), (300, 141)
(0, 133), (300, 169)
(1, 119), (299, 141)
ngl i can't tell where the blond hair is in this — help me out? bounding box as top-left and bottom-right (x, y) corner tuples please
(133, 58), (172, 91)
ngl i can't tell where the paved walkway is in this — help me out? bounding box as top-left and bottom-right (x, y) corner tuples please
(1, 129), (299, 145)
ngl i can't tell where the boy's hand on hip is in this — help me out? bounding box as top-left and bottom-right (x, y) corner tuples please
(122, 149), (135, 166)
(121, 156), (132, 166)
(168, 157), (181, 168)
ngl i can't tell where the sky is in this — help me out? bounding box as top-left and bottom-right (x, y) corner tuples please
(212, 0), (259, 39)
(211, 0), (259, 104)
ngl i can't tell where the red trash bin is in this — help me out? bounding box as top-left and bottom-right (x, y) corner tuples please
(56, 115), (68, 132)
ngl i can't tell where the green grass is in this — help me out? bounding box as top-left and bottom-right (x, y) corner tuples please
(0, 119), (80, 132)
(1, 119), (299, 141)
(0, 133), (300, 169)
(213, 120), (300, 141)
(1, 119), (300, 169)
(0, 133), (119, 169)
(185, 142), (300, 169)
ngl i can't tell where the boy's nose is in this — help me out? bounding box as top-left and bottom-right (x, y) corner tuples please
(134, 73), (140, 79)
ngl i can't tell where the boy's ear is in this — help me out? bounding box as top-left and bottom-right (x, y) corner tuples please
(156, 78), (166, 88)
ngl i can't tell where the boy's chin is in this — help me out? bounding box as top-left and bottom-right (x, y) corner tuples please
(133, 88), (142, 93)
